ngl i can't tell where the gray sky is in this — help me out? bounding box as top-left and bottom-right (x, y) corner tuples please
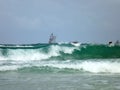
(0, 0), (120, 44)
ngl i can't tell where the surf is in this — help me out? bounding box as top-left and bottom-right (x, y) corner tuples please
(0, 43), (120, 73)
(0, 43), (120, 60)
(0, 59), (120, 74)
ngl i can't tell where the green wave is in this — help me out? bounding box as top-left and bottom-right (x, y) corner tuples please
(0, 43), (120, 60)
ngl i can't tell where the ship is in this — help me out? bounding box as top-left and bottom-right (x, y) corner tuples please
(48, 33), (56, 44)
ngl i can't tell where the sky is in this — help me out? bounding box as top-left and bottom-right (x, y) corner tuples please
(0, 0), (120, 44)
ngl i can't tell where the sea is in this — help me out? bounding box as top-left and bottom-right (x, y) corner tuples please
(0, 43), (120, 90)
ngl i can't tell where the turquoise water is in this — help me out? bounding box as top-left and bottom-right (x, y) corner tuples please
(0, 43), (120, 90)
(0, 43), (120, 73)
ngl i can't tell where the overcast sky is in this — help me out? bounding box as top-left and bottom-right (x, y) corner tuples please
(0, 0), (120, 44)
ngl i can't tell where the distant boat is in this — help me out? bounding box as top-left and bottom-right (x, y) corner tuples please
(70, 41), (80, 46)
(48, 33), (56, 44)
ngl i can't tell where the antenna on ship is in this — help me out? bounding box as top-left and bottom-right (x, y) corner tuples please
(48, 33), (56, 44)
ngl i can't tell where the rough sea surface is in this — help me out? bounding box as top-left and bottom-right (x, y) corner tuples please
(0, 43), (120, 90)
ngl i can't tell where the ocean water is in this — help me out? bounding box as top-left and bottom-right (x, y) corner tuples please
(0, 43), (120, 90)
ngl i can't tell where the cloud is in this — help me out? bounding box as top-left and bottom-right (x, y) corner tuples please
(0, 0), (120, 43)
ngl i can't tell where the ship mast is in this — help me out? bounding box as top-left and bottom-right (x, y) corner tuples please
(48, 33), (56, 44)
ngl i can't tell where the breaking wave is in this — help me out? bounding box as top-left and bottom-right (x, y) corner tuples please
(0, 43), (120, 73)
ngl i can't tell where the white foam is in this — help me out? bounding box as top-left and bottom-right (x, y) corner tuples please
(0, 65), (20, 71)
(0, 45), (78, 61)
(70, 42), (80, 47)
(80, 61), (120, 73)
(0, 59), (120, 73)
(40, 60), (120, 74)
(49, 45), (77, 54)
